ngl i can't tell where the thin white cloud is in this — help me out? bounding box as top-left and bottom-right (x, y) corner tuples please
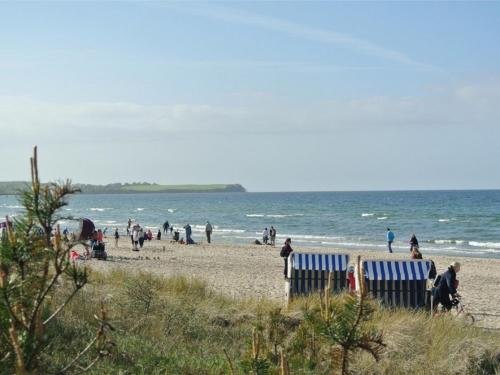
(169, 4), (436, 70)
(0, 79), (498, 141)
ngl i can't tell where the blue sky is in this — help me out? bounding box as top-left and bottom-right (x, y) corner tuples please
(1, 1), (499, 191)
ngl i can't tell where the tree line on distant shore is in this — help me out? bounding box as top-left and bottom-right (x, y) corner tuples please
(0, 181), (246, 195)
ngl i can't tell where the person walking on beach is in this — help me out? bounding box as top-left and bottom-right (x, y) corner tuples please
(280, 238), (294, 278)
(163, 220), (170, 234)
(270, 226), (277, 246)
(205, 221), (213, 244)
(114, 228), (119, 247)
(157, 229), (161, 240)
(132, 225), (140, 251)
(184, 224), (192, 244)
(386, 228), (395, 253)
(410, 234), (419, 252)
(127, 218), (132, 235)
(138, 227), (145, 249)
(263, 228), (269, 245)
(97, 228), (104, 243)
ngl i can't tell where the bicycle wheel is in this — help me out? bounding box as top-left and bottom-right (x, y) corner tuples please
(463, 313), (475, 326)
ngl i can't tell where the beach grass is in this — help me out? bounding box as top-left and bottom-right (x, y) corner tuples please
(33, 271), (500, 375)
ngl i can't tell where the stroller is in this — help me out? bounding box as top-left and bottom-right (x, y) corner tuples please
(91, 241), (107, 260)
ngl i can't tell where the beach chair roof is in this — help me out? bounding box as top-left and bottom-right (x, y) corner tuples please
(362, 260), (431, 281)
(291, 252), (349, 272)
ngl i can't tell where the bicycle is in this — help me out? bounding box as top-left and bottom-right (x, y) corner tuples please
(449, 295), (475, 326)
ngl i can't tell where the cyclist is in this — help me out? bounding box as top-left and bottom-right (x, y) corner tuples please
(432, 261), (461, 311)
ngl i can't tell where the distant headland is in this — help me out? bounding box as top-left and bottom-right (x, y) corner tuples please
(0, 181), (246, 195)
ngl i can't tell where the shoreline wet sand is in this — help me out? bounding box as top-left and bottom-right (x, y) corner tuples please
(85, 237), (500, 329)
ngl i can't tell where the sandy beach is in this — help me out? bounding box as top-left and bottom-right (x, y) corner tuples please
(85, 237), (500, 329)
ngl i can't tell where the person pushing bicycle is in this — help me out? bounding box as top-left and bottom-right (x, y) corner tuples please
(432, 261), (461, 311)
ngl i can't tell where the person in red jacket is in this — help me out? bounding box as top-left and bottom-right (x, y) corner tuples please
(280, 238), (294, 278)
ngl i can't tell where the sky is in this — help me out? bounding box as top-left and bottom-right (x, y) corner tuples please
(1, 1), (499, 192)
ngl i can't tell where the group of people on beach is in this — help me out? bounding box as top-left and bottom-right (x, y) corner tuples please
(121, 219), (215, 248)
(262, 226), (277, 245)
(386, 228), (423, 259)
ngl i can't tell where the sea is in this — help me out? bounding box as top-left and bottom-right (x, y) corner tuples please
(1, 190), (500, 259)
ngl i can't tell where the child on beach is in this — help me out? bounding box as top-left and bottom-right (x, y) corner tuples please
(114, 228), (119, 247)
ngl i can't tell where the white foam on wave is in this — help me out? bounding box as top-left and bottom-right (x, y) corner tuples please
(190, 224), (246, 234)
(277, 233), (345, 241)
(377, 217), (388, 220)
(438, 219), (450, 222)
(246, 214), (264, 217)
(90, 207), (111, 212)
(167, 208), (176, 213)
(136, 208), (144, 211)
(469, 241), (500, 248)
(267, 214), (304, 218)
(361, 213), (374, 217)
(431, 239), (465, 245)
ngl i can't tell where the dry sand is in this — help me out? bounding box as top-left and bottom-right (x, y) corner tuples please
(84, 237), (500, 329)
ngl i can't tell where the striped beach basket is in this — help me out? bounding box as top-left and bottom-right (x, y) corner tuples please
(286, 252), (349, 302)
(356, 260), (432, 309)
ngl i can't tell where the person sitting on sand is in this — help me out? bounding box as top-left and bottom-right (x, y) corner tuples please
(432, 261), (460, 311)
(411, 247), (423, 259)
(280, 238), (294, 278)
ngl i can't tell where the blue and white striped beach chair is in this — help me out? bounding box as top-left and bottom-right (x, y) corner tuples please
(356, 259), (432, 309)
(286, 252), (350, 302)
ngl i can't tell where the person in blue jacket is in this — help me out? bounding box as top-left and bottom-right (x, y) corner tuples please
(432, 262), (461, 311)
(386, 228), (395, 253)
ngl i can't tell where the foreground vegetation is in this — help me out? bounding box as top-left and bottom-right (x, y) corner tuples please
(4, 270), (494, 374)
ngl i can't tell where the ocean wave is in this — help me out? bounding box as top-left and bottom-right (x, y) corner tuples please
(277, 233), (345, 241)
(136, 208), (144, 211)
(167, 208), (176, 213)
(246, 214), (264, 217)
(469, 241), (500, 248)
(428, 239), (465, 245)
(90, 207), (111, 212)
(438, 219), (450, 222)
(361, 213), (374, 217)
(377, 217), (388, 220)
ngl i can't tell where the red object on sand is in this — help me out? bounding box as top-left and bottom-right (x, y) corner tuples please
(347, 270), (356, 292)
